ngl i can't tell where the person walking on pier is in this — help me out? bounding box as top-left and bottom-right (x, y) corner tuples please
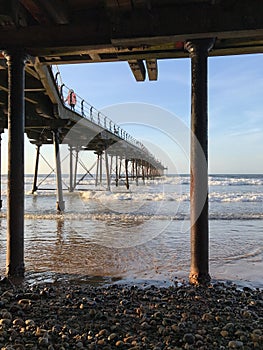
(65, 89), (77, 110)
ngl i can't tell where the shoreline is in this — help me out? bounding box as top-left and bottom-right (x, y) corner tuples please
(17, 268), (263, 291)
(0, 278), (262, 349)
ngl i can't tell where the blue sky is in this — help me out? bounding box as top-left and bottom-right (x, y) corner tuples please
(2, 53), (263, 174)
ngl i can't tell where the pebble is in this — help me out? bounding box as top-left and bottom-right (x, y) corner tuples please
(183, 333), (195, 344)
(0, 280), (261, 349)
(228, 340), (244, 348)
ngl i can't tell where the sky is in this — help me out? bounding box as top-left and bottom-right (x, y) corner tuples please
(2, 53), (263, 174)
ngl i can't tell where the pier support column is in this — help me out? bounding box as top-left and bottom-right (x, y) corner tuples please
(99, 152), (103, 185)
(0, 130), (3, 209)
(74, 147), (79, 190)
(135, 160), (139, 186)
(32, 143), (41, 194)
(53, 130), (65, 212)
(110, 156), (113, 179)
(185, 38), (215, 285)
(118, 157), (122, 182)
(69, 145), (74, 192)
(125, 159), (129, 190)
(142, 161), (145, 184)
(105, 149), (111, 191)
(4, 50), (28, 277)
(115, 156), (119, 187)
(95, 152), (99, 187)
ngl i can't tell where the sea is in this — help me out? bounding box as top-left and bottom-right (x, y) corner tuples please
(0, 174), (262, 288)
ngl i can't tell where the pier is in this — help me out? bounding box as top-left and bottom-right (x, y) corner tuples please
(0, 0), (263, 283)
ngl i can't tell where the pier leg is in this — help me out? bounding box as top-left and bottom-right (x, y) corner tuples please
(53, 130), (65, 212)
(105, 149), (111, 191)
(146, 163), (149, 179)
(185, 38), (215, 285)
(74, 148), (79, 190)
(135, 160), (138, 186)
(142, 162), (145, 185)
(115, 156), (119, 187)
(132, 160), (135, 180)
(4, 50), (28, 277)
(69, 145), (73, 192)
(32, 144), (41, 194)
(95, 153), (99, 187)
(118, 157), (122, 181)
(0, 130), (3, 209)
(99, 153), (103, 185)
(110, 155), (113, 179)
(125, 159), (129, 190)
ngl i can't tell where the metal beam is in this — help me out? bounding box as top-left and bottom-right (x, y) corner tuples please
(128, 59), (146, 81)
(32, 143), (41, 194)
(146, 59), (158, 81)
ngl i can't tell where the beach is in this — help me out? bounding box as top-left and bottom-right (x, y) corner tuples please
(0, 278), (262, 349)
(0, 174), (262, 288)
(0, 174), (262, 348)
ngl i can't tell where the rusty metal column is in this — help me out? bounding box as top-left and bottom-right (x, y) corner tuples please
(74, 147), (79, 190)
(132, 160), (135, 180)
(4, 50), (28, 277)
(105, 149), (111, 191)
(185, 38), (215, 285)
(135, 160), (138, 186)
(115, 155), (119, 187)
(32, 144), (41, 194)
(142, 162), (145, 184)
(99, 153), (103, 185)
(53, 130), (65, 212)
(125, 159), (129, 190)
(118, 157), (122, 181)
(95, 153), (99, 187)
(69, 145), (73, 192)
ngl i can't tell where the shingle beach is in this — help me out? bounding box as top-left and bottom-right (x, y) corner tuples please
(0, 278), (262, 349)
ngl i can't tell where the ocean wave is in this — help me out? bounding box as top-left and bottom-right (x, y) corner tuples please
(79, 190), (263, 203)
(149, 175), (263, 187)
(222, 246), (263, 262)
(1, 189), (262, 204)
(1, 174), (263, 184)
(79, 190), (190, 203)
(0, 212), (261, 221)
(24, 213), (262, 221)
(209, 192), (263, 203)
(208, 177), (263, 186)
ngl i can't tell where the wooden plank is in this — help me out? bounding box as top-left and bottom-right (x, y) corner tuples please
(1, 1), (263, 53)
(106, 0), (133, 10)
(37, 0), (69, 24)
(20, 0), (50, 24)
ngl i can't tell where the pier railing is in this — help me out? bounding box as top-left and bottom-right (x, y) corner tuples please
(53, 69), (163, 167)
